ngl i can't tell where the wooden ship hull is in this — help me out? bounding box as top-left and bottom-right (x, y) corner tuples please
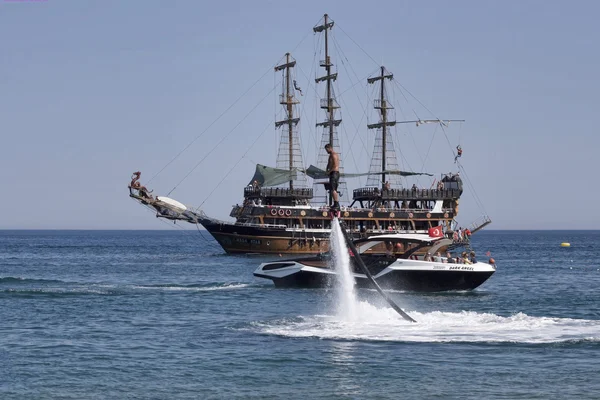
(130, 182), (472, 255)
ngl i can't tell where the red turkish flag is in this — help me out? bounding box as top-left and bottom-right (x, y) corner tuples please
(428, 227), (443, 238)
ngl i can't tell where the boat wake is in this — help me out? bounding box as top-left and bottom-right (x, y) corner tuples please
(132, 282), (251, 291)
(1, 281), (252, 296)
(253, 300), (600, 344)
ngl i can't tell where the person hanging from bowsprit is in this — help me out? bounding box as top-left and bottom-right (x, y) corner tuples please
(129, 171), (153, 199)
(454, 145), (463, 163)
(325, 143), (340, 212)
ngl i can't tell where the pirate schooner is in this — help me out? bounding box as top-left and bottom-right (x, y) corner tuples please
(128, 14), (491, 254)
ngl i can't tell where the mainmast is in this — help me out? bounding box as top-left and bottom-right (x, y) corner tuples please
(367, 66), (399, 187)
(275, 53), (303, 189)
(314, 14), (344, 205)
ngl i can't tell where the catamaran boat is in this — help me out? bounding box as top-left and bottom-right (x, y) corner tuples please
(253, 233), (496, 292)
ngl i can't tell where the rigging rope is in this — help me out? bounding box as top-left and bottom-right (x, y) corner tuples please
(330, 35), (376, 187)
(336, 23), (381, 69)
(200, 118), (274, 207)
(166, 83), (278, 196)
(148, 65), (273, 185)
(456, 161), (487, 214)
(147, 31), (312, 185)
(419, 123), (439, 174)
(394, 80), (487, 214)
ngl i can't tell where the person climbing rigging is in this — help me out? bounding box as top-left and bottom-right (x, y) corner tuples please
(325, 143), (340, 211)
(454, 145), (463, 163)
(293, 80), (303, 96)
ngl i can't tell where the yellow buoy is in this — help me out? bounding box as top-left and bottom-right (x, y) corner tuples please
(560, 242), (571, 247)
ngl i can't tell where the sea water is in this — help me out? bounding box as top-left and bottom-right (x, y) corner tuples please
(2, 230), (600, 399)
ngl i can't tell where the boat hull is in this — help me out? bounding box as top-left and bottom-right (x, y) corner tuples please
(254, 258), (496, 292)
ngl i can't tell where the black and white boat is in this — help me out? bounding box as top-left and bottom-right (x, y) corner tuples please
(253, 233), (496, 292)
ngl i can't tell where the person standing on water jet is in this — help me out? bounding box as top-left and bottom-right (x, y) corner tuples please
(325, 143), (340, 211)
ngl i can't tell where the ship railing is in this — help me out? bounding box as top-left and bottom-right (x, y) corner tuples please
(315, 205), (454, 214)
(244, 186), (314, 199)
(237, 222), (287, 229)
(353, 187), (461, 200)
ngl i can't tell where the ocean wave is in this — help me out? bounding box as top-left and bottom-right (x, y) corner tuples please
(0, 287), (117, 296)
(0, 276), (66, 285)
(251, 301), (600, 344)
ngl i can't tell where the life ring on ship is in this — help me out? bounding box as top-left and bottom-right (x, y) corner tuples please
(278, 209), (285, 216)
(368, 212), (373, 218)
(300, 210), (306, 216)
(344, 211), (350, 217)
(285, 209), (292, 216)
(389, 212), (395, 218)
(426, 213), (431, 219)
(444, 213), (449, 218)
(408, 212), (414, 219)
(266, 241), (270, 246)
(270, 209), (277, 216)
(322, 212), (328, 217)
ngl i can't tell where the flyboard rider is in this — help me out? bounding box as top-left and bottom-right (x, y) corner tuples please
(325, 143), (340, 212)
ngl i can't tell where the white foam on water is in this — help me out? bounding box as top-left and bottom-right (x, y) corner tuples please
(329, 218), (358, 320)
(131, 283), (250, 292)
(256, 300), (600, 343)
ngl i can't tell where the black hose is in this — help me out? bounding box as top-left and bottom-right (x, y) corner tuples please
(337, 219), (416, 323)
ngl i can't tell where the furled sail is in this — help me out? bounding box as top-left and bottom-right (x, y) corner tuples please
(249, 164), (432, 187)
(303, 165), (432, 180)
(248, 164), (298, 187)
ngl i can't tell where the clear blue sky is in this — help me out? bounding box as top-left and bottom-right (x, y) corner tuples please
(1, 0), (598, 229)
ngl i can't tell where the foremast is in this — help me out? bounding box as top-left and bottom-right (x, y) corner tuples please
(274, 53), (306, 189)
(366, 66), (401, 188)
(313, 14), (346, 205)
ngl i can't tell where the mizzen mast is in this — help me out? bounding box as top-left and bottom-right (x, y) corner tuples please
(367, 66), (400, 188)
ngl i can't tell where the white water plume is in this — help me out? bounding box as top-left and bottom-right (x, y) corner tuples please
(329, 218), (357, 319)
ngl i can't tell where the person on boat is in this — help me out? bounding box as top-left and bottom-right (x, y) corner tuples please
(384, 181), (391, 192)
(446, 252), (455, 263)
(462, 251), (472, 265)
(454, 145), (463, 163)
(470, 251), (477, 263)
(385, 241), (394, 256)
(411, 183), (418, 191)
(325, 143), (340, 211)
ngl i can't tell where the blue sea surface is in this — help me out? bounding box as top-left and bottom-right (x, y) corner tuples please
(1, 230), (599, 399)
